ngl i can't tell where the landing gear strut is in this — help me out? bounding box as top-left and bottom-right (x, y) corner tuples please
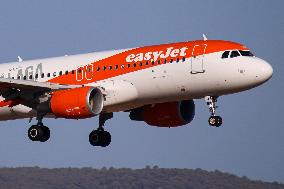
(205, 96), (222, 127)
(28, 114), (50, 142)
(89, 113), (113, 147)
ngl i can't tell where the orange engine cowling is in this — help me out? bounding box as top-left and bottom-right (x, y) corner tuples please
(48, 87), (104, 119)
(129, 100), (195, 127)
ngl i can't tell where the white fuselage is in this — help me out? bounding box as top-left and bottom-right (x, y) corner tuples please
(0, 41), (273, 121)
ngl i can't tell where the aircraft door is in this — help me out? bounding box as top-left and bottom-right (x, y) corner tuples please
(191, 44), (207, 74)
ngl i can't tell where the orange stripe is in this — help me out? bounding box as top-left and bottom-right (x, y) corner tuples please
(49, 40), (248, 85)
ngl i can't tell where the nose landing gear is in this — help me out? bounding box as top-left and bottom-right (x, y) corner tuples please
(205, 96), (223, 127)
(208, 115), (222, 127)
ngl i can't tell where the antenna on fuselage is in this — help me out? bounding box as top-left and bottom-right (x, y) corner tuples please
(202, 34), (208, 41)
(17, 56), (23, 62)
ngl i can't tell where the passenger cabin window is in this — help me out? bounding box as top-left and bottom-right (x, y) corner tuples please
(222, 51), (230, 59)
(230, 51), (240, 58)
(239, 50), (254, 57)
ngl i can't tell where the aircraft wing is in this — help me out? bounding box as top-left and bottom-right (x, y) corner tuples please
(0, 78), (80, 91)
(0, 78), (81, 101)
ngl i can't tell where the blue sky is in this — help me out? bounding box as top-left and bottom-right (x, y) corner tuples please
(0, 0), (283, 183)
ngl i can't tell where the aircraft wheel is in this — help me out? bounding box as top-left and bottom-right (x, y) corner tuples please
(89, 130), (111, 147)
(28, 125), (50, 142)
(208, 116), (222, 127)
(40, 126), (50, 142)
(101, 131), (111, 147)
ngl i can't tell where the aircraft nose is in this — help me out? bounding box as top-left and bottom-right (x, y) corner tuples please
(255, 59), (273, 83)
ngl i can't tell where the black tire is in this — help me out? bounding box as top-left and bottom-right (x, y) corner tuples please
(28, 125), (44, 141)
(39, 126), (50, 142)
(89, 130), (111, 147)
(89, 130), (101, 146)
(215, 116), (223, 127)
(208, 116), (217, 126)
(100, 131), (111, 147)
(28, 125), (50, 142)
(208, 116), (223, 127)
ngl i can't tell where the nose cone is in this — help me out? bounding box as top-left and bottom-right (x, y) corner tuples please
(256, 59), (273, 83)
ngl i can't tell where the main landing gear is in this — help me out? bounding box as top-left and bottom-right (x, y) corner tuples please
(27, 113), (113, 147)
(89, 113), (113, 147)
(28, 115), (50, 142)
(205, 96), (223, 127)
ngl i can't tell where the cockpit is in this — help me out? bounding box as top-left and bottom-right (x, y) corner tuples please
(222, 50), (254, 59)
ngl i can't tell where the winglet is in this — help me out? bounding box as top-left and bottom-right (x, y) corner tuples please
(17, 56), (23, 62)
(202, 34), (208, 41)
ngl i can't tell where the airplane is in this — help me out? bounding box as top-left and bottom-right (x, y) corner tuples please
(0, 36), (273, 147)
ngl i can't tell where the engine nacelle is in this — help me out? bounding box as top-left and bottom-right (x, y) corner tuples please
(129, 100), (195, 127)
(41, 87), (104, 119)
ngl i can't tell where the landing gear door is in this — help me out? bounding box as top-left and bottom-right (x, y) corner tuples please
(191, 44), (207, 74)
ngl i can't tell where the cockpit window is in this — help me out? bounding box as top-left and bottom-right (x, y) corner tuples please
(239, 50), (254, 57)
(230, 51), (240, 58)
(222, 50), (255, 59)
(222, 51), (230, 59)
